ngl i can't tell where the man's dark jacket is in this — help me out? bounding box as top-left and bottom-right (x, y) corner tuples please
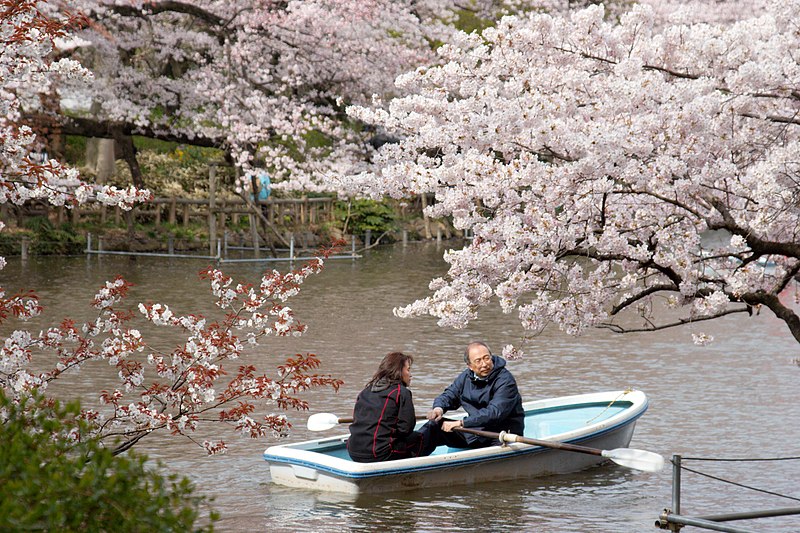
(347, 379), (422, 462)
(432, 355), (524, 445)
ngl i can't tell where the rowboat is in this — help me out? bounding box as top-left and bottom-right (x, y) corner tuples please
(263, 390), (652, 494)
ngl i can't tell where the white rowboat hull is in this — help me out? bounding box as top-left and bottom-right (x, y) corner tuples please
(263, 390), (649, 494)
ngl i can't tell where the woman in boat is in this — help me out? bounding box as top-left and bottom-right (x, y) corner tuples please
(347, 351), (427, 462)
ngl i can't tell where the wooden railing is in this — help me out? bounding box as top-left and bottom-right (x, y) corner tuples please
(2, 196), (335, 231)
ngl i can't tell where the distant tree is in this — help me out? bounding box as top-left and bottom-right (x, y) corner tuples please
(23, 0), (468, 192)
(344, 2), (800, 349)
(0, 390), (218, 531)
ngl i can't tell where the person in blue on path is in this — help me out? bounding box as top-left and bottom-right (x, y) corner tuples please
(254, 169), (270, 202)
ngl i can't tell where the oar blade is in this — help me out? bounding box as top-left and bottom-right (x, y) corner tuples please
(602, 448), (665, 472)
(307, 412), (340, 431)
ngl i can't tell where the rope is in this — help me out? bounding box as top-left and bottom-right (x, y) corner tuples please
(584, 388), (632, 425)
(677, 464), (800, 503)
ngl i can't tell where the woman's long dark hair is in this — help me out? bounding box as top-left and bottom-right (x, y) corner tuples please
(367, 351), (413, 387)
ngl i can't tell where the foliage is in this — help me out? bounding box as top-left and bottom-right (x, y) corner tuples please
(98, 147), (234, 199)
(345, 1), (800, 346)
(336, 199), (397, 236)
(23, 216), (84, 255)
(0, 390), (217, 532)
(64, 134), (87, 165)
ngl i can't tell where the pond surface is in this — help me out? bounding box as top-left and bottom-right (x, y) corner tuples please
(2, 242), (799, 532)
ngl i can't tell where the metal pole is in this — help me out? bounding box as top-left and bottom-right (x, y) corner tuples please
(698, 507), (800, 523)
(657, 512), (756, 533)
(21, 237), (29, 260)
(86, 232), (92, 253)
(289, 234), (294, 260)
(208, 164), (217, 257)
(673, 454), (681, 515)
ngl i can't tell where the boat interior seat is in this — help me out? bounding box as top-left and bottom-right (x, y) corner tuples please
(429, 445), (470, 456)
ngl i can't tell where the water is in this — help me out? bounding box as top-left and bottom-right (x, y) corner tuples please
(2, 243), (799, 531)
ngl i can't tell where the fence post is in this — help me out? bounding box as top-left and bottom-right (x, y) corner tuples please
(169, 197), (177, 225)
(86, 232), (92, 253)
(421, 193), (432, 239)
(672, 454), (681, 515)
(208, 164), (217, 257)
(218, 199), (226, 232)
(21, 237), (30, 260)
(250, 214), (260, 256)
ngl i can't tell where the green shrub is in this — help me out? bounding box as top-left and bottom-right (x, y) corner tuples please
(0, 390), (218, 532)
(22, 217), (85, 255)
(335, 199), (397, 236)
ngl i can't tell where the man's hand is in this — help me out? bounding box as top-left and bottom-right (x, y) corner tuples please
(442, 419), (464, 433)
(427, 407), (443, 421)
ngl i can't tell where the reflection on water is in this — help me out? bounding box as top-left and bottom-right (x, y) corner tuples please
(2, 242), (799, 531)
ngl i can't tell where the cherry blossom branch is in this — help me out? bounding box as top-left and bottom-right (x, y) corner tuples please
(598, 307), (751, 334)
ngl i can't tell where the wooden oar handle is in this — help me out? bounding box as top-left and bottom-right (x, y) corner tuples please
(454, 426), (603, 457)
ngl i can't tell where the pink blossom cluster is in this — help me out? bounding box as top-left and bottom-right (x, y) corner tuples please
(346, 1), (800, 345)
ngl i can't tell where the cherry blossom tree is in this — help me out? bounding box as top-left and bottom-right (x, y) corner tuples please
(23, 0), (471, 192)
(31, 0), (594, 193)
(1, 0), (342, 455)
(344, 1), (800, 348)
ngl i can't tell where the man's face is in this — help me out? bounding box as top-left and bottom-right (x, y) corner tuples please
(467, 345), (493, 378)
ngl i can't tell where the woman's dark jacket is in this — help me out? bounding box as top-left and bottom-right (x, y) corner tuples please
(432, 355), (524, 445)
(347, 379), (422, 462)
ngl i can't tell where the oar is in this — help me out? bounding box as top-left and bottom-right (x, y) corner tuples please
(454, 426), (664, 472)
(307, 412), (427, 432)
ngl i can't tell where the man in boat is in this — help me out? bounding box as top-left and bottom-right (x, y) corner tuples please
(347, 352), (426, 462)
(421, 341), (524, 453)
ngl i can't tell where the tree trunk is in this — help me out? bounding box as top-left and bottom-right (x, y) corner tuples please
(112, 128), (145, 189)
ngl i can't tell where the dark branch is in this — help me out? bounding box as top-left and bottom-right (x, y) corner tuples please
(741, 291), (800, 343)
(598, 307), (751, 334)
(60, 115), (223, 149)
(108, 1), (226, 27)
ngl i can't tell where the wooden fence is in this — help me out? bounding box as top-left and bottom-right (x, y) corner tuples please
(2, 196), (335, 232)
